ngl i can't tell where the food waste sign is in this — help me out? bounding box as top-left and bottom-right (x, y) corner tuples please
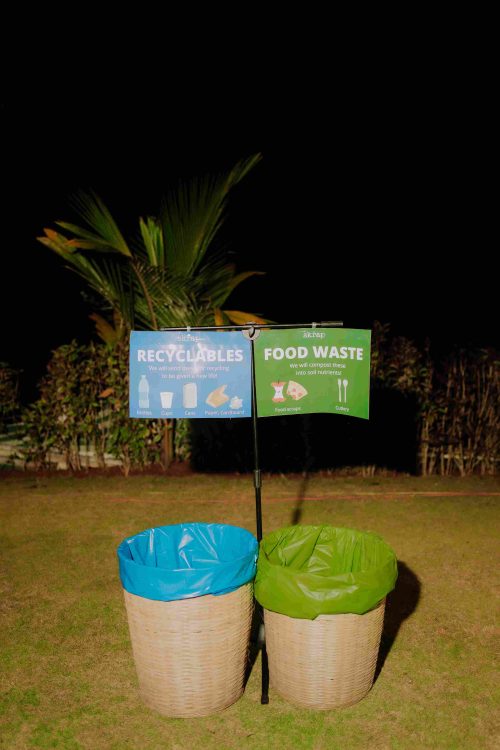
(129, 331), (252, 419)
(254, 328), (371, 419)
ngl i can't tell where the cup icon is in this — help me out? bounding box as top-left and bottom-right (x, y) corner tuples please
(160, 391), (174, 409)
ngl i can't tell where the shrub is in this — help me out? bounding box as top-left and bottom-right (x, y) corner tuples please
(0, 362), (20, 432)
(22, 341), (167, 474)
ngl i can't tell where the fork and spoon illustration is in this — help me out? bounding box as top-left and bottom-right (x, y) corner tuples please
(337, 378), (349, 402)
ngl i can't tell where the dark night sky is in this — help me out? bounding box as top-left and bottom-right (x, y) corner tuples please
(2, 83), (496, 402)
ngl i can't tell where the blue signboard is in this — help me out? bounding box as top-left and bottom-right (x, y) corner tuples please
(129, 330), (252, 419)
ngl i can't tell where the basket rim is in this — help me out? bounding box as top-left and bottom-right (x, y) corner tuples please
(259, 524), (396, 577)
(118, 522), (258, 573)
(262, 596), (386, 619)
(123, 579), (253, 602)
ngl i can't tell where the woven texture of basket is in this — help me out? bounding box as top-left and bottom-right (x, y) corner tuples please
(264, 599), (385, 709)
(124, 582), (253, 717)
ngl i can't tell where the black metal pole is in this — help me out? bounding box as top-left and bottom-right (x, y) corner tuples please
(249, 329), (269, 705)
(156, 320), (344, 705)
(161, 321), (343, 332)
(250, 333), (262, 542)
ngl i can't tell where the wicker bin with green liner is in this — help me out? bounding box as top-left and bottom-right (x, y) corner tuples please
(254, 525), (398, 709)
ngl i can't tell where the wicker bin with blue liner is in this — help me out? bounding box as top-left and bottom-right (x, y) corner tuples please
(254, 525), (398, 709)
(118, 523), (258, 717)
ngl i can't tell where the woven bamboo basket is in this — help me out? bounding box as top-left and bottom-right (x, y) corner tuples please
(123, 582), (254, 717)
(264, 598), (385, 709)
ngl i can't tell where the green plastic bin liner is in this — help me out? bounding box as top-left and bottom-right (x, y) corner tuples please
(254, 525), (398, 619)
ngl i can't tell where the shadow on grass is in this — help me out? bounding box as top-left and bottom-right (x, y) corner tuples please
(290, 415), (314, 526)
(375, 561), (421, 682)
(245, 604), (264, 688)
(291, 470), (310, 525)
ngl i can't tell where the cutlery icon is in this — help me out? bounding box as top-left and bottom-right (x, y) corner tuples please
(337, 378), (342, 402)
(343, 379), (349, 402)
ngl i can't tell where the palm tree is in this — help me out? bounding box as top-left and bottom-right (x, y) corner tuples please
(38, 154), (266, 466)
(38, 153), (266, 343)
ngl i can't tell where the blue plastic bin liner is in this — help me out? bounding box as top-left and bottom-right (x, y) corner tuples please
(117, 523), (258, 601)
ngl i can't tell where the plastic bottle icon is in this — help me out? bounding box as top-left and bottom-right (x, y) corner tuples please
(139, 374), (150, 409)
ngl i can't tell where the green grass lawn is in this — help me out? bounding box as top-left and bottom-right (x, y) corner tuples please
(1, 473), (499, 750)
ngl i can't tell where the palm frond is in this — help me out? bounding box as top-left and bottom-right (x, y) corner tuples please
(63, 191), (132, 257)
(191, 259), (237, 308)
(139, 217), (165, 267)
(38, 155), (267, 338)
(223, 310), (269, 325)
(214, 308), (227, 326)
(54, 224), (124, 254)
(161, 154), (262, 277)
(89, 313), (122, 344)
(38, 228), (78, 257)
(38, 232), (135, 329)
(227, 270), (265, 293)
(207, 268), (265, 308)
(130, 260), (201, 329)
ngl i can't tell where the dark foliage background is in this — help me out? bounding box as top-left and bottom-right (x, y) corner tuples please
(2, 77), (497, 406)
(1, 66), (497, 476)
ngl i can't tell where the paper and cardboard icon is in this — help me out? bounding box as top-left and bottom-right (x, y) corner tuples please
(206, 385), (229, 408)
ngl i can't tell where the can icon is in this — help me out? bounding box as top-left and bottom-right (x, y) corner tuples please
(183, 383), (197, 409)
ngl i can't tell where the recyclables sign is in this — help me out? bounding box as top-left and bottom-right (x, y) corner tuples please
(129, 330), (252, 419)
(254, 327), (371, 419)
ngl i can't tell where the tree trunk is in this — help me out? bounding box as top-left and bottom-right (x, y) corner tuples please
(163, 419), (175, 469)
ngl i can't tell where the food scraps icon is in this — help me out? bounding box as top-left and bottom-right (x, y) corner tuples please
(271, 380), (308, 403)
(271, 382), (286, 402)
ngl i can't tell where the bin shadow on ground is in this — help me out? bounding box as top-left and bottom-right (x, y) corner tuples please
(375, 561), (421, 682)
(245, 604), (264, 688)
